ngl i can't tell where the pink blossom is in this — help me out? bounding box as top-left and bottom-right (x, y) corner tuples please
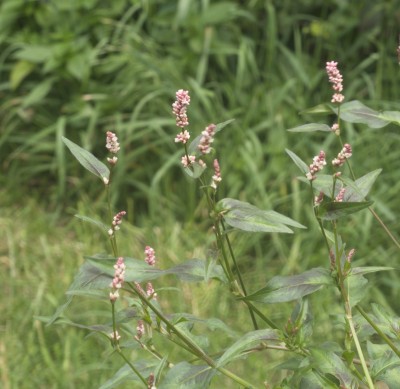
(106, 131), (120, 154)
(144, 246), (156, 266)
(332, 144), (352, 167)
(211, 159), (222, 189)
(109, 330), (121, 341)
(326, 61), (345, 103)
(172, 89), (190, 129)
(347, 248), (356, 263)
(174, 130), (190, 144)
(146, 282), (157, 299)
(110, 257), (126, 292)
(335, 188), (346, 202)
(198, 124), (217, 154)
(181, 154), (195, 168)
(331, 123), (340, 135)
(108, 211), (127, 236)
(306, 151), (326, 181)
(314, 191), (324, 206)
(135, 320), (145, 340)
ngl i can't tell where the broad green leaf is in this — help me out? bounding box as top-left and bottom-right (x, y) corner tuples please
(218, 198), (305, 233)
(345, 274), (369, 307)
(216, 329), (282, 367)
(309, 349), (355, 387)
(340, 169), (382, 202)
(10, 60), (35, 89)
(285, 149), (309, 174)
(368, 342), (400, 379)
(380, 111), (400, 126)
(290, 299), (313, 345)
(243, 268), (332, 304)
(100, 360), (158, 389)
(338, 100), (388, 128)
(74, 214), (109, 232)
(188, 118), (235, 155)
(317, 201), (373, 220)
(62, 136), (110, 181)
(287, 123), (331, 132)
(14, 45), (52, 63)
(159, 362), (214, 389)
(380, 367), (400, 388)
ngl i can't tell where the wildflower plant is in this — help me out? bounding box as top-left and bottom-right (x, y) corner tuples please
(46, 60), (400, 388)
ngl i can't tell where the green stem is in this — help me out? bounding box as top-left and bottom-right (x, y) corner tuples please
(356, 306), (400, 358)
(116, 349), (148, 386)
(221, 220), (258, 330)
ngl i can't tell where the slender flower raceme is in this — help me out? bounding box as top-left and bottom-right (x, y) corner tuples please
(135, 320), (145, 341)
(211, 159), (222, 189)
(108, 211), (127, 237)
(326, 61), (344, 103)
(109, 257), (126, 302)
(172, 89), (190, 130)
(332, 144), (352, 167)
(198, 124), (217, 154)
(306, 151), (326, 181)
(335, 188), (346, 202)
(181, 154), (196, 168)
(106, 131), (120, 167)
(144, 246), (156, 266)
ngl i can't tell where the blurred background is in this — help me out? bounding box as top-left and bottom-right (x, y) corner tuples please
(1, 0), (399, 387)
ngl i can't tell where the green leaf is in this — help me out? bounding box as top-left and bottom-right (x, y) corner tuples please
(159, 362), (214, 389)
(345, 274), (369, 307)
(338, 100), (388, 128)
(287, 123), (331, 132)
(218, 198), (305, 233)
(14, 45), (52, 63)
(182, 161), (207, 179)
(309, 349), (354, 387)
(380, 111), (400, 126)
(243, 268), (332, 304)
(62, 136), (110, 181)
(74, 214), (109, 232)
(188, 118), (235, 155)
(10, 60), (35, 89)
(317, 201), (373, 220)
(216, 329), (282, 368)
(350, 267), (394, 276)
(368, 342), (400, 379)
(339, 169), (381, 201)
(285, 149), (309, 174)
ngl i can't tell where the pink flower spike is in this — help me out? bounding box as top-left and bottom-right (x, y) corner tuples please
(332, 143), (352, 167)
(335, 188), (346, 202)
(106, 131), (120, 154)
(211, 159), (222, 189)
(326, 61), (345, 103)
(181, 155), (196, 168)
(135, 320), (145, 340)
(146, 282), (157, 299)
(174, 130), (190, 144)
(144, 246), (156, 266)
(109, 257), (126, 297)
(172, 89), (190, 129)
(198, 123), (217, 154)
(306, 151), (326, 181)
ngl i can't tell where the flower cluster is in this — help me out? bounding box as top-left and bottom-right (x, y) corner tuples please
(306, 151), (326, 181)
(326, 61), (344, 103)
(346, 248), (356, 263)
(181, 154), (196, 168)
(211, 159), (222, 189)
(331, 123), (340, 136)
(332, 144), (352, 167)
(198, 124), (217, 154)
(335, 187), (346, 202)
(145, 246), (156, 266)
(106, 131), (120, 167)
(175, 130), (190, 144)
(109, 257), (126, 302)
(172, 89), (190, 129)
(314, 191), (324, 206)
(108, 211), (127, 236)
(135, 320), (145, 341)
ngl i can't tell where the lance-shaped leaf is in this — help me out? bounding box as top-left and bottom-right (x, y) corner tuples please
(380, 110), (400, 126)
(287, 123), (331, 133)
(338, 100), (388, 128)
(216, 329), (282, 368)
(300, 103), (333, 115)
(243, 268), (332, 304)
(340, 169), (381, 201)
(317, 201), (373, 220)
(62, 136), (110, 181)
(159, 362), (215, 389)
(74, 214), (109, 232)
(285, 148), (309, 174)
(217, 198), (305, 233)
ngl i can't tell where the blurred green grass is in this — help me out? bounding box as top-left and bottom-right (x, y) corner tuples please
(1, 0), (400, 387)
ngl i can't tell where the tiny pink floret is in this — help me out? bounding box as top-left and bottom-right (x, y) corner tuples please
(144, 246), (156, 266)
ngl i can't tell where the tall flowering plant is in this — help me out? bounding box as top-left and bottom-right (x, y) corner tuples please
(47, 60), (400, 387)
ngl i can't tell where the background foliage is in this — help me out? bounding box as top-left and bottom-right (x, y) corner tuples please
(1, 0), (399, 387)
